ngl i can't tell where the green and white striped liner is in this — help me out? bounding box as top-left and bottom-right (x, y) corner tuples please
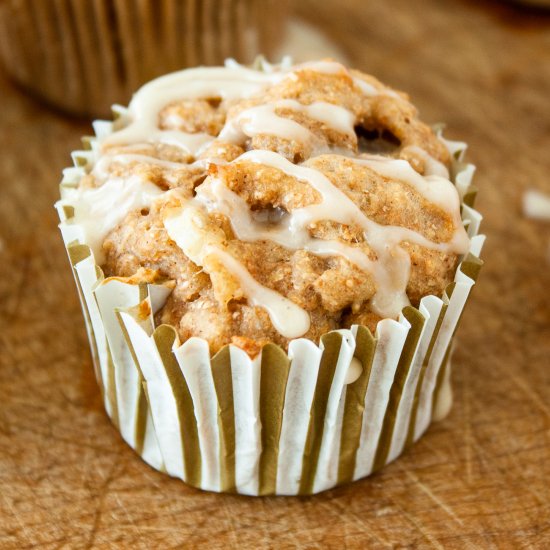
(56, 105), (484, 495)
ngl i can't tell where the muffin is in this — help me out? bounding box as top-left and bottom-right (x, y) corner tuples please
(57, 58), (484, 495)
(0, 0), (288, 117)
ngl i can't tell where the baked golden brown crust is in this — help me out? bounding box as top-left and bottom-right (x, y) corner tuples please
(94, 61), (466, 354)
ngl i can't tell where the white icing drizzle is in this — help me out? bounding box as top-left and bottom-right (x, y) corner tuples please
(302, 102), (357, 136)
(353, 78), (380, 97)
(295, 60), (349, 75)
(345, 357), (363, 385)
(402, 145), (450, 178)
(102, 66), (289, 151)
(206, 248), (311, 339)
(219, 103), (314, 145)
(219, 99), (357, 147)
(74, 60), (471, 340)
(351, 155), (464, 230)
(68, 176), (163, 263)
(145, 130), (215, 156)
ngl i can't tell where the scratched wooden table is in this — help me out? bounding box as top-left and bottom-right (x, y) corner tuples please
(1, 1), (550, 548)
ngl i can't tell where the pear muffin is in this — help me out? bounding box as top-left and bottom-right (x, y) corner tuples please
(71, 59), (469, 355)
(59, 59), (482, 496)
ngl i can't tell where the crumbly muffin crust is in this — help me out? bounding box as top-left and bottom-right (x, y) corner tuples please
(79, 60), (469, 354)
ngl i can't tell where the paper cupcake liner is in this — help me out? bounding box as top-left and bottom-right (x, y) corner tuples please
(0, 0), (288, 117)
(56, 108), (484, 495)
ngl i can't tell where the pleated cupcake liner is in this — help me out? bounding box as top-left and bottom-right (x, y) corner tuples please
(0, 0), (288, 117)
(56, 101), (484, 495)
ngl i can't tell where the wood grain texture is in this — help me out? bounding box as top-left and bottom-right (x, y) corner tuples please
(1, 0), (549, 548)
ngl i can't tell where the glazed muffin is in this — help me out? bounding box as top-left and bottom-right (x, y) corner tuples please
(58, 59), (482, 495)
(72, 59), (468, 355)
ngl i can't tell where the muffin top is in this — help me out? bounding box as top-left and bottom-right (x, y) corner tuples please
(71, 59), (470, 355)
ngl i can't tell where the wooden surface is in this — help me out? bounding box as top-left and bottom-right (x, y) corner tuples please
(1, 1), (550, 548)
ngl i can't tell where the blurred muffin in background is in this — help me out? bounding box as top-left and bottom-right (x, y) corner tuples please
(0, 0), (288, 118)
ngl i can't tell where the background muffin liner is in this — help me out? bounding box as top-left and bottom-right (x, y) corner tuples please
(0, 0), (287, 117)
(56, 117), (484, 495)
